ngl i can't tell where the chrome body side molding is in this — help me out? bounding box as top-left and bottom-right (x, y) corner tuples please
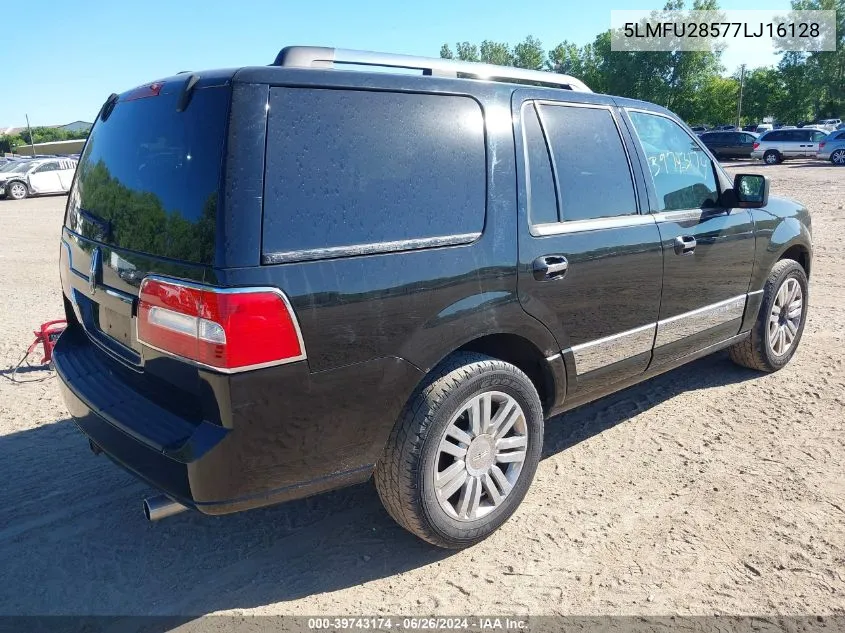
(563, 294), (750, 376)
(570, 323), (656, 375)
(654, 295), (746, 348)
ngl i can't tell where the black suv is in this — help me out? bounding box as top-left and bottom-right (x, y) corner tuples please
(54, 47), (813, 549)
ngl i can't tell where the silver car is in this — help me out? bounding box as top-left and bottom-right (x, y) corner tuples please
(0, 157), (77, 200)
(818, 129), (845, 165)
(751, 127), (828, 164)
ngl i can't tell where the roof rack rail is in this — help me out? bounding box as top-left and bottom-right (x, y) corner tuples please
(272, 46), (592, 93)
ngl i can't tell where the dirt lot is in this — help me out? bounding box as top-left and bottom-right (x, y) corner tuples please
(0, 161), (842, 618)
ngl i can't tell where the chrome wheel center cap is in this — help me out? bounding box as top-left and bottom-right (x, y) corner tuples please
(465, 434), (495, 475)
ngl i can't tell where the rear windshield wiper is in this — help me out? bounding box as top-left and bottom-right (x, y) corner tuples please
(176, 74), (201, 112)
(99, 93), (119, 123)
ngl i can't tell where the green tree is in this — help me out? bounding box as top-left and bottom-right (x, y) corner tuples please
(513, 36), (545, 70)
(479, 40), (513, 65)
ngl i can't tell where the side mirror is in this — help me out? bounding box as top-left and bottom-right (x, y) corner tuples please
(733, 173), (770, 208)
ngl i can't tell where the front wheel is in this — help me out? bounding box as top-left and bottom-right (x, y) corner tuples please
(7, 181), (28, 200)
(831, 149), (845, 165)
(729, 259), (808, 372)
(374, 352), (544, 549)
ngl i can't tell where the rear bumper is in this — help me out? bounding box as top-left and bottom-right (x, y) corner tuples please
(54, 324), (422, 515)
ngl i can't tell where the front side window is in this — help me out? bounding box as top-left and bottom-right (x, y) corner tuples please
(539, 104), (637, 222)
(628, 111), (719, 212)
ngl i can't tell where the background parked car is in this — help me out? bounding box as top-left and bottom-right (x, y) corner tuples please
(689, 125), (709, 134)
(742, 124), (759, 132)
(818, 119), (842, 132)
(0, 158), (77, 200)
(818, 129), (845, 165)
(752, 128), (828, 164)
(699, 130), (758, 159)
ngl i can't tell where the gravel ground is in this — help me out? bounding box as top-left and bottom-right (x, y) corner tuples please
(0, 161), (842, 618)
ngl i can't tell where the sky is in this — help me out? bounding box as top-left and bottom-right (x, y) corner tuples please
(2, 0), (792, 128)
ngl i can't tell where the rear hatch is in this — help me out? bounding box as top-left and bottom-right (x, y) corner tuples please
(59, 75), (232, 428)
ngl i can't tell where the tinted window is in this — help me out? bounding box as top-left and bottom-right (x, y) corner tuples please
(763, 131), (786, 141)
(68, 85), (229, 264)
(522, 103), (558, 225)
(835, 132), (845, 140)
(628, 111), (719, 212)
(741, 134), (756, 144)
(538, 104), (636, 222)
(263, 89), (485, 258)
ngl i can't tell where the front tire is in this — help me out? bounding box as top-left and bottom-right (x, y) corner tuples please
(7, 181), (28, 200)
(374, 352), (544, 549)
(729, 259), (808, 372)
(831, 149), (845, 165)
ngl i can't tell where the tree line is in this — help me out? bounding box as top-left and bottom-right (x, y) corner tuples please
(0, 126), (89, 153)
(440, 0), (843, 126)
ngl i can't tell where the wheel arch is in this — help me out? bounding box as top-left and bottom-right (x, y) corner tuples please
(398, 297), (566, 416)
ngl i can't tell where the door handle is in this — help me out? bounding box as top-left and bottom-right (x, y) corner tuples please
(533, 255), (569, 281)
(673, 235), (696, 256)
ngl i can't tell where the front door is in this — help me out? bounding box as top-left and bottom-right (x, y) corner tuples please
(27, 162), (62, 193)
(803, 129), (827, 157)
(624, 109), (756, 367)
(514, 92), (664, 395)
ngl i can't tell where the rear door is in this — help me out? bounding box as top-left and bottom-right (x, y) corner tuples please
(624, 108), (755, 366)
(57, 160), (76, 191)
(782, 130), (806, 157)
(28, 161), (62, 193)
(62, 79), (231, 369)
(513, 91), (664, 393)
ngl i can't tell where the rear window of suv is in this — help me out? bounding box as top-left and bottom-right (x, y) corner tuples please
(67, 84), (230, 264)
(261, 89), (485, 263)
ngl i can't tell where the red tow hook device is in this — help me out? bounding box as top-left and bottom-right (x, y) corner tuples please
(28, 320), (67, 365)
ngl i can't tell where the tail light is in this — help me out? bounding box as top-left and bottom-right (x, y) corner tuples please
(753, 142), (760, 150)
(819, 142), (826, 150)
(137, 277), (305, 372)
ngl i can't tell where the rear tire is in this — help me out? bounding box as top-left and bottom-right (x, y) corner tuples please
(763, 150), (781, 165)
(7, 181), (28, 200)
(374, 352), (544, 549)
(831, 149), (845, 165)
(729, 259), (808, 372)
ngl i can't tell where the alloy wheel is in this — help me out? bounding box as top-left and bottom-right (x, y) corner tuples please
(433, 391), (528, 522)
(768, 277), (803, 356)
(832, 150), (845, 165)
(9, 182), (26, 199)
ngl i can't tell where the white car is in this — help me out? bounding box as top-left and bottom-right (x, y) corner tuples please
(0, 157), (77, 200)
(818, 118), (842, 132)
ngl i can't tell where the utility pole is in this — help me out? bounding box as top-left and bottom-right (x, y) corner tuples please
(736, 64), (746, 130)
(25, 114), (36, 157)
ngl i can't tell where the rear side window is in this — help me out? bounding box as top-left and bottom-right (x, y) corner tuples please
(262, 89), (485, 261)
(763, 131), (785, 141)
(521, 103), (558, 225)
(538, 104), (637, 222)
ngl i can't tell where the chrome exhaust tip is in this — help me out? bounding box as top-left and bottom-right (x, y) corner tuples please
(143, 495), (187, 522)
